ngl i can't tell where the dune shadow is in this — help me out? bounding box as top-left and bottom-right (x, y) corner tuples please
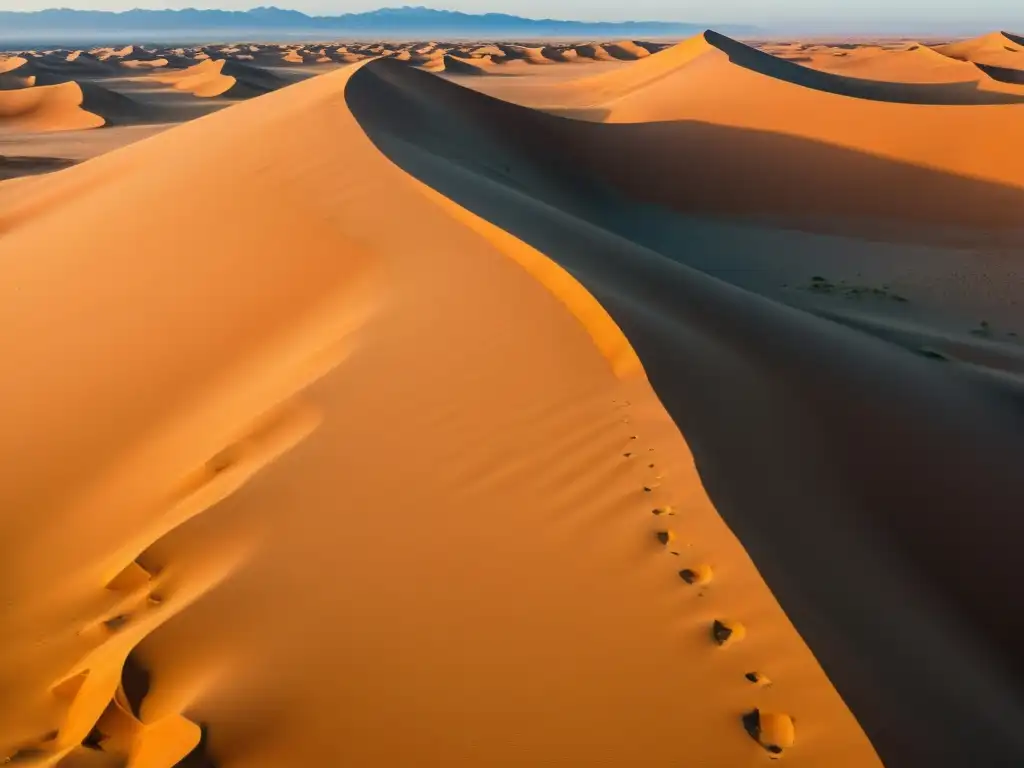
(120, 652), (151, 718)
(975, 61), (1024, 84)
(346, 57), (1024, 768)
(1002, 30), (1024, 47)
(540, 46), (572, 63)
(108, 83), (237, 120)
(0, 154), (77, 179)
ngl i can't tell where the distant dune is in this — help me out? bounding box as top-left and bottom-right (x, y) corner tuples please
(2, 27), (1024, 768)
(0, 81), (97, 131)
(441, 53), (496, 75)
(806, 42), (989, 82)
(152, 58), (289, 98)
(935, 30), (1024, 68)
(461, 30), (1024, 197)
(565, 29), (1024, 112)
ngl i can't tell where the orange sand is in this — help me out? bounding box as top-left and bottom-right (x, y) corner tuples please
(4, 28), (1024, 768)
(0, 53), (882, 768)
(0, 81), (105, 132)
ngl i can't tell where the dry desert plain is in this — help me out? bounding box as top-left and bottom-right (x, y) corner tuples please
(2, 30), (1024, 768)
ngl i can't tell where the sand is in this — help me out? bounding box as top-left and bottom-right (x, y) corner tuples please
(2, 28), (1024, 768)
(0, 81), (106, 132)
(805, 43), (989, 83)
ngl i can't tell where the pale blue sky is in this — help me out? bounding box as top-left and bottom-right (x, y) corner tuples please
(6, 1), (1024, 31)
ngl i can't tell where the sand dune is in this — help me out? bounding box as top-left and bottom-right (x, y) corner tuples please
(935, 30), (1024, 69)
(460, 30), (1024, 195)
(3, 28), (1024, 768)
(0, 54), (888, 768)
(490, 43), (552, 64)
(0, 71), (36, 90)
(0, 81), (106, 131)
(566, 30), (1024, 111)
(539, 45), (583, 63)
(468, 44), (504, 58)
(808, 42), (991, 83)
(573, 43), (618, 61)
(279, 49), (308, 64)
(440, 53), (498, 75)
(0, 78), (154, 132)
(151, 58), (288, 99)
(0, 53), (121, 87)
(0, 55), (29, 75)
(345, 56), (1024, 766)
(604, 40), (655, 59)
(119, 58), (170, 70)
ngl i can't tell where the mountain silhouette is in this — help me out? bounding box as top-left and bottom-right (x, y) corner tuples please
(0, 6), (755, 42)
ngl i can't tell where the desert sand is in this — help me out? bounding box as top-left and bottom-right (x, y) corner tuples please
(2, 28), (1024, 768)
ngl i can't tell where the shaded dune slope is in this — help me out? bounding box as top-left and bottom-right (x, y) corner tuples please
(0, 62), (880, 767)
(440, 53), (494, 76)
(573, 43), (618, 61)
(0, 155), (76, 180)
(345, 57), (1024, 768)
(7, 53), (121, 84)
(0, 71), (36, 90)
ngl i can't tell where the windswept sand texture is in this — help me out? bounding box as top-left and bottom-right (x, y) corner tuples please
(2, 29), (1024, 768)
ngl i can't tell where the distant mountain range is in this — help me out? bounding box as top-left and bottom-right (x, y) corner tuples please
(0, 6), (756, 43)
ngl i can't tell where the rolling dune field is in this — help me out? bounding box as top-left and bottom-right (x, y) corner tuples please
(2, 29), (1024, 768)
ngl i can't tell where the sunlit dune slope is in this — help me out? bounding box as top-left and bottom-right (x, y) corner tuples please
(120, 58), (170, 70)
(0, 60), (881, 767)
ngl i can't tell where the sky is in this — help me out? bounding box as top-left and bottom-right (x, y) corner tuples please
(5, 0), (1024, 32)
